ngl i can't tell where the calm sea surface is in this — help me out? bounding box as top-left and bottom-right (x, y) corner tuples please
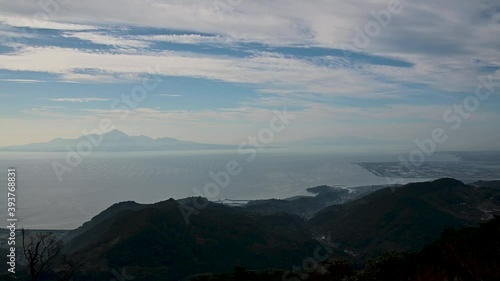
(0, 149), (452, 229)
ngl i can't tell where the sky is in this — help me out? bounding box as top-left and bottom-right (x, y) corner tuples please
(0, 0), (499, 150)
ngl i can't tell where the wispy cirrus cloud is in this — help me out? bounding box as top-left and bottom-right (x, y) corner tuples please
(0, 46), (402, 97)
(22, 106), (68, 118)
(0, 78), (44, 83)
(0, 0), (499, 149)
(0, 15), (96, 31)
(62, 31), (150, 49)
(46, 98), (112, 103)
(138, 34), (231, 45)
(157, 94), (184, 97)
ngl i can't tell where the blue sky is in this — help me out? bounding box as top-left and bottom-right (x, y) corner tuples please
(0, 0), (499, 150)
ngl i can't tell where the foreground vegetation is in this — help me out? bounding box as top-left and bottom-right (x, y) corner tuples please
(1, 179), (499, 280)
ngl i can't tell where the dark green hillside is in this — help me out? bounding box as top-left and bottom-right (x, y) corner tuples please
(64, 198), (325, 280)
(308, 178), (500, 256)
(242, 184), (389, 219)
(182, 217), (500, 281)
(351, 216), (500, 281)
(5, 178), (498, 281)
(62, 200), (145, 244)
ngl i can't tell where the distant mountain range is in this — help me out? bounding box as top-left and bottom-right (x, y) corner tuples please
(283, 136), (405, 146)
(0, 132), (410, 152)
(0, 129), (235, 152)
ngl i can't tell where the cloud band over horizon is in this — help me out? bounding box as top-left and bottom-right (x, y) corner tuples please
(0, 0), (499, 150)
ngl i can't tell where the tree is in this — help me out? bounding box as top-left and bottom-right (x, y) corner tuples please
(55, 254), (88, 281)
(22, 229), (63, 281)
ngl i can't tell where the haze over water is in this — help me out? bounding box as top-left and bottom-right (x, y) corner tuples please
(0, 149), (443, 229)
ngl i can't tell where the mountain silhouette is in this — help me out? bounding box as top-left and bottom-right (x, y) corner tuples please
(0, 129), (234, 151)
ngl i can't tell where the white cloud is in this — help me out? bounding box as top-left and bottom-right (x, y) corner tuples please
(47, 98), (111, 103)
(1, 0), (498, 59)
(10, 101), (494, 148)
(0, 29), (39, 39)
(157, 94), (183, 97)
(58, 72), (139, 83)
(22, 106), (68, 118)
(0, 0), (498, 95)
(62, 31), (150, 48)
(0, 78), (44, 83)
(0, 15), (96, 31)
(138, 34), (231, 45)
(0, 0), (498, 150)
(0, 46), (400, 97)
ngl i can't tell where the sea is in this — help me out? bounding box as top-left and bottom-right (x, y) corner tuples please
(0, 148), (495, 229)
